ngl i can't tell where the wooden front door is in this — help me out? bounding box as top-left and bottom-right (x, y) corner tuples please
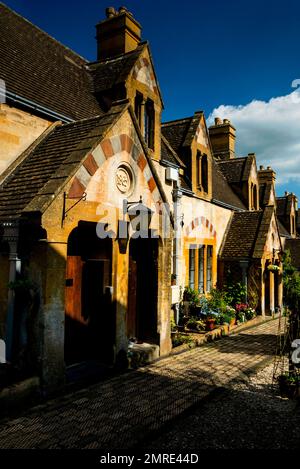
(127, 254), (137, 339)
(127, 238), (158, 344)
(65, 225), (113, 365)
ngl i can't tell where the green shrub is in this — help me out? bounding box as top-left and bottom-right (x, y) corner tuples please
(172, 333), (194, 348)
(185, 317), (206, 331)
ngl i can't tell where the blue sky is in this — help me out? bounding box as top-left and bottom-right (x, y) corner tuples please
(4, 0), (300, 195)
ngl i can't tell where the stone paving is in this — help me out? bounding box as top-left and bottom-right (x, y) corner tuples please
(0, 318), (282, 449)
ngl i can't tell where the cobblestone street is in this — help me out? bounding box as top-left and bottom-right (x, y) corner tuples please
(0, 318), (284, 449)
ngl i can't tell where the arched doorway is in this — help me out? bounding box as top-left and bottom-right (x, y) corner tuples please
(127, 236), (158, 344)
(65, 222), (113, 366)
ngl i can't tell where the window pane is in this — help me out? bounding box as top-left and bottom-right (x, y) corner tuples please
(201, 155), (208, 193)
(145, 99), (155, 150)
(189, 247), (196, 290)
(198, 245), (204, 293)
(197, 151), (201, 187)
(134, 92), (143, 127)
(206, 246), (213, 292)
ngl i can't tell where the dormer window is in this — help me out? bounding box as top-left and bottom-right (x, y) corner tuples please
(196, 151), (208, 193)
(253, 185), (258, 210)
(196, 151), (201, 187)
(250, 183), (258, 210)
(291, 214), (296, 236)
(201, 154), (208, 193)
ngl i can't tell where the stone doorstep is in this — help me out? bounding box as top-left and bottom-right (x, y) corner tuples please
(0, 376), (41, 414)
(170, 314), (278, 356)
(128, 343), (160, 369)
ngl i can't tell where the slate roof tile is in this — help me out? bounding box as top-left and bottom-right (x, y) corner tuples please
(161, 118), (193, 154)
(88, 44), (146, 94)
(0, 104), (126, 219)
(217, 157), (247, 184)
(285, 238), (300, 270)
(161, 135), (185, 168)
(212, 159), (246, 210)
(220, 211), (263, 259)
(0, 3), (103, 121)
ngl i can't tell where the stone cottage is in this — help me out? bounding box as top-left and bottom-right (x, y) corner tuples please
(0, 3), (298, 392)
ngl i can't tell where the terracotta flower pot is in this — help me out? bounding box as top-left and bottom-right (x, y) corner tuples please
(206, 318), (216, 331)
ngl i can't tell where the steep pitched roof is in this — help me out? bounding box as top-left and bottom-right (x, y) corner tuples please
(220, 211), (263, 259)
(285, 238), (300, 270)
(0, 2), (102, 121)
(259, 182), (273, 207)
(161, 112), (206, 153)
(278, 219), (291, 238)
(161, 117), (193, 153)
(88, 43), (146, 94)
(276, 196), (290, 217)
(217, 155), (254, 184)
(161, 135), (185, 168)
(0, 103), (127, 220)
(212, 159), (246, 210)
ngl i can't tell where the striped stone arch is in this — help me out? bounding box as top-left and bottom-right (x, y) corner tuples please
(68, 133), (161, 204)
(185, 216), (217, 238)
(132, 57), (158, 96)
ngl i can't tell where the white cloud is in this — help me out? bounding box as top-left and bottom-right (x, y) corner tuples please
(208, 90), (300, 188)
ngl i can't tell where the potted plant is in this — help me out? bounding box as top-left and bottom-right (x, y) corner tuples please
(205, 312), (218, 331)
(278, 372), (300, 398)
(183, 287), (201, 316)
(185, 317), (206, 332)
(267, 264), (280, 272)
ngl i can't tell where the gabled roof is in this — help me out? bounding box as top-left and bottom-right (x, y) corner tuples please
(182, 112), (204, 147)
(276, 196), (292, 218)
(217, 154), (255, 184)
(88, 43), (146, 94)
(285, 238), (300, 270)
(161, 117), (193, 153)
(220, 211), (263, 259)
(0, 2), (102, 121)
(0, 103), (127, 220)
(161, 112), (205, 153)
(220, 206), (280, 260)
(212, 159), (246, 210)
(278, 219), (292, 238)
(161, 135), (185, 168)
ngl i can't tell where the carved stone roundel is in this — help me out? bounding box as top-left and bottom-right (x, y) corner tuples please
(116, 166), (132, 194)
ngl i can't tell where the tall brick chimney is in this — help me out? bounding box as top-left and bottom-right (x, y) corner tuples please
(208, 118), (236, 160)
(258, 165), (276, 186)
(96, 6), (142, 60)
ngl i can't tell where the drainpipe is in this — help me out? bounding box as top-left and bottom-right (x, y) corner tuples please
(172, 182), (182, 324)
(3, 221), (20, 362)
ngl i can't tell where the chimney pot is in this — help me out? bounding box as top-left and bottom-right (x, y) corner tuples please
(285, 191), (289, 196)
(105, 7), (116, 18)
(259, 165), (264, 170)
(96, 7), (142, 60)
(223, 118), (230, 124)
(214, 117), (222, 126)
(267, 166), (272, 170)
